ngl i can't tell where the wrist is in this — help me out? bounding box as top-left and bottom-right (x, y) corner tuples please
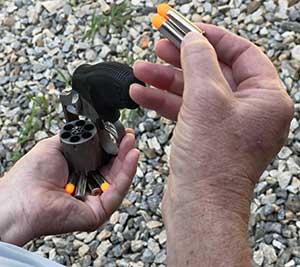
(165, 172), (255, 222)
(163, 199), (251, 267)
(0, 177), (34, 245)
(163, 176), (253, 267)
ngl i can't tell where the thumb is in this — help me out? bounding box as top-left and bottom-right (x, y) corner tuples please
(181, 32), (230, 94)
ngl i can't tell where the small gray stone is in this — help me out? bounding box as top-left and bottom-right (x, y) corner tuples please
(33, 63), (48, 73)
(281, 22), (300, 33)
(272, 239), (284, 250)
(7, 3), (18, 13)
(278, 147), (293, 159)
(99, 46), (111, 59)
(62, 41), (73, 53)
(0, 77), (9, 85)
(75, 232), (89, 240)
(112, 244), (122, 258)
(110, 211), (120, 224)
(263, 204), (275, 216)
(131, 240), (144, 252)
(119, 213), (129, 225)
(289, 7), (300, 21)
(96, 240), (112, 257)
(85, 49), (97, 61)
(247, 0), (261, 14)
(78, 244), (89, 257)
(34, 131), (48, 141)
(146, 220), (162, 229)
(278, 208), (286, 220)
(52, 237), (68, 248)
(97, 229), (111, 241)
(287, 177), (300, 194)
(277, 171), (292, 189)
(154, 250), (166, 264)
(84, 231), (97, 243)
(261, 193), (276, 205)
(73, 240), (84, 250)
(291, 45), (300, 62)
(265, 222), (282, 234)
(285, 259), (295, 267)
(291, 246), (300, 257)
(261, 243), (277, 264)
(41, 0), (64, 13)
(148, 239), (160, 254)
(255, 181), (268, 194)
(147, 195), (160, 212)
(158, 230), (167, 245)
(253, 249), (264, 266)
(80, 255), (92, 267)
(141, 249), (155, 263)
(286, 195), (300, 212)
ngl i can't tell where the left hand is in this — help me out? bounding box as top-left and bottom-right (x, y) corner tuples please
(0, 133), (139, 246)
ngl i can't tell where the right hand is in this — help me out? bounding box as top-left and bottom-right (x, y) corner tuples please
(130, 24), (294, 219)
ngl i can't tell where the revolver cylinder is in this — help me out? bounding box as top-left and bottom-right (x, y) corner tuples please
(60, 119), (102, 174)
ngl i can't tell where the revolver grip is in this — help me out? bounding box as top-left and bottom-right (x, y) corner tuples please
(72, 62), (144, 122)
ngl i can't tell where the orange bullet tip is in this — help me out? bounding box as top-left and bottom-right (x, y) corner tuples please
(101, 182), (110, 192)
(157, 3), (172, 17)
(152, 14), (167, 29)
(65, 183), (75, 195)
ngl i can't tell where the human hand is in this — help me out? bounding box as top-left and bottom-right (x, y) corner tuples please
(0, 133), (139, 246)
(130, 23), (293, 216)
(130, 24), (293, 266)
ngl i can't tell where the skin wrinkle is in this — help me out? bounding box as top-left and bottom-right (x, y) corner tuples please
(170, 174), (254, 219)
(232, 51), (278, 86)
(95, 195), (110, 223)
(171, 201), (251, 266)
(237, 77), (281, 91)
(0, 180), (33, 244)
(180, 97), (232, 127)
(237, 98), (290, 145)
(183, 63), (225, 90)
(0, 134), (139, 246)
(0, 22), (293, 266)
(155, 41), (238, 91)
(231, 44), (253, 69)
(166, 67), (183, 95)
(14, 181), (38, 243)
(128, 24), (294, 267)
(144, 64), (183, 95)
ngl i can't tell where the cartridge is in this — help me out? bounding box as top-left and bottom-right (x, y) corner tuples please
(152, 4), (204, 48)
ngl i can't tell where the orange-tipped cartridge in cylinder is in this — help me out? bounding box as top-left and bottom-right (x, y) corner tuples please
(100, 182), (110, 192)
(74, 173), (87, 200)
(65, 173), (78, 195)
(157, 3), (204, 36)
(93, 172), (111, 193)
(152, 14), (184, 48)
(65, 183), (76, 195)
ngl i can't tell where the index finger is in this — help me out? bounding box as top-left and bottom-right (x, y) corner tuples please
(199, 23), (280, 90)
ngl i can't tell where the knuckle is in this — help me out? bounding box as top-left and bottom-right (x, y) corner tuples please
(182, 39), (215, 60)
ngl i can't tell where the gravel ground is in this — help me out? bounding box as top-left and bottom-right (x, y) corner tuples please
(0, 0), (300, 266)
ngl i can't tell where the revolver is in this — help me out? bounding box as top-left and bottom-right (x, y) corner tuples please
(59, 62), (144, 200)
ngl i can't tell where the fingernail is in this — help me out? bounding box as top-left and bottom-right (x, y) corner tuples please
(133, 60), (146, 69)
(130, 83), (143, 90)
(134, 149), (140, 160)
